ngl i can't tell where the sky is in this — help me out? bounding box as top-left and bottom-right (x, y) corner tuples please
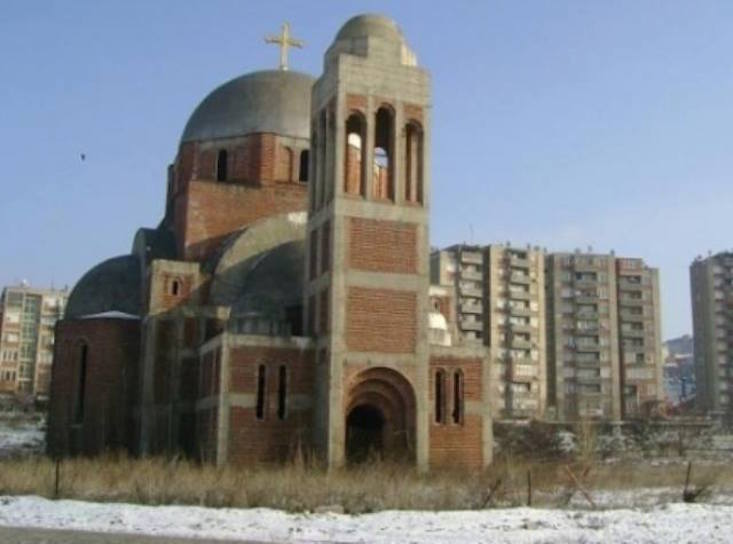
(1, 1), (732, 339)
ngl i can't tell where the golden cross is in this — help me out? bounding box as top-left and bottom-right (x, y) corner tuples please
(264, 22), (304, 71)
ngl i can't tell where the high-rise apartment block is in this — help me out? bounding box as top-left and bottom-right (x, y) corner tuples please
(545, 253), (621, 420)
(0, 285), (68, 399)
(432, 247), (663, 421)
(615, 258), (663, 417)
(690, 252), (733, 419)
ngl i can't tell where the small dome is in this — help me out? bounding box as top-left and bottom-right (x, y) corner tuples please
(66, 255), (142, 319)
(335, 14), (403, 43)
(232, 240), (304, 319)
(180, 70), (315, 144)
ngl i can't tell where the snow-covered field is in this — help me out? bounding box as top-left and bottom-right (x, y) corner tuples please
(1, 495), (733, 543)
(0, 419), (44, 459)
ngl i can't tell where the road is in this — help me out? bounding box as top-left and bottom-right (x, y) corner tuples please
(0, 526), (273, 544)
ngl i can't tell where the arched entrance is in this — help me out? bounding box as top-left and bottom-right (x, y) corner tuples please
(345, 367), (416, 464)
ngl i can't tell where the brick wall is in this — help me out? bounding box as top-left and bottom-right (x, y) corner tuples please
(47, 318), (140, 457)
(181, 180), (306, 261)
(428, 355), (484, 469)
(346, 287), (416, 353)
(226, 345), (315, 464)
(348, 217), (417, 274)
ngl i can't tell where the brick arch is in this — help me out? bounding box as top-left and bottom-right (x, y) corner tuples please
(345, 367), (416, 462)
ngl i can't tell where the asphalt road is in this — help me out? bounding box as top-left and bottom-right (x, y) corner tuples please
(0, 526), (273, 544)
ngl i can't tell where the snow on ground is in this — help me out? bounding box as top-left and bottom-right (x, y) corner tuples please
(0, 420), (44, 459)
(2, 495), (733, 543)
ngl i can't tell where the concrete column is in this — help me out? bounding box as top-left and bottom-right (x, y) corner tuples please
(364, 95), (375, 200)
(139, 318), (157, 455)
(216, 335), (230, 466)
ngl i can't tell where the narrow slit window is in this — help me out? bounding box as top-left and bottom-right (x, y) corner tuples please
(74, 343), (88, 424)
(435, 370), (445, 424)
(452, 370), (464, 424)
(277, 365), (287, 420)
(171, 279), (180, 296)
(256, 364), (266, 420)
(299, 149), (309, 182)
(216, 149), (228, 182)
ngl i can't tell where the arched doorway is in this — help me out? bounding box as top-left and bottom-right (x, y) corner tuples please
(345, 367), (416, 464)
(345, 404), (385, 462)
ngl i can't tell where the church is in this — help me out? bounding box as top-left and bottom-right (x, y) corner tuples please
(47, 14), (492, 471)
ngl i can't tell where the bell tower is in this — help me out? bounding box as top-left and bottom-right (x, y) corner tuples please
(305, 14), (431, 469)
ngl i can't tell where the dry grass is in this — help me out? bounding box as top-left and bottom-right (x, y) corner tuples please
(0, 453), (731, 512)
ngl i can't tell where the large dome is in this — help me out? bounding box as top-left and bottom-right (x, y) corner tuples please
(180, 70), (315, 144)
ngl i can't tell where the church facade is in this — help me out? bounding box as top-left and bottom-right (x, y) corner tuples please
(47, 14), (492, 470)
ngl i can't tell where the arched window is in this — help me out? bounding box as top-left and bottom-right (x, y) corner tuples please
(74, 343), (88, 424)
(216, 149), (228, 182)
(373, 106), (394, 200)
(404, 121), (424, 204)
(277, 365), (287, 420)
(435, 369), (445, 424)
(256, 364), (267, 420)
(452, 370), (464, 424)
(299, 149), (309, 182)
(344, 113), (366, 196)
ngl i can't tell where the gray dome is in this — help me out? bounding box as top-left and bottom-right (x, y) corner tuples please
(180, 70), (315, 144)
(66, 255), (142, 319)
(232, 240), (304, 318)
(335, 14), (403, 43)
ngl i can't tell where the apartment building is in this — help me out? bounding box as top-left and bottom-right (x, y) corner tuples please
(690, 252), (733, 418)
(546, 253), (621, 420)
(616, 258), (663, 418)
(0, 285), (68, 399)
(431, 244), (546, 419)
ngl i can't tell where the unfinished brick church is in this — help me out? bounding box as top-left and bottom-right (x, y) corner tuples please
(47, 14), (493, 470)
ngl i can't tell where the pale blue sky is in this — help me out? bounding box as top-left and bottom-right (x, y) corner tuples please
(1, 1), (732, 338)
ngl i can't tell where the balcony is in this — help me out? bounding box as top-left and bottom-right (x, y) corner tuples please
(460, 268), (483, 281)
(509, 256), (530, 268)
(510, 337), (532, 350)
(618, 280), (644, 292)
(460, 251), (483, 265)
(575, 342), (602, 352)
(508, 305), (531, 317)
(508, 288), (531, 301)
(508, 322), (533, 334)
(459, 284), (483, 298)
(619, 311), (645, 322)
(509, 273), (531, 285)
(620, 328), (645, 338)
(573, 277), (598, 287)
(461, 302), (483, 314)
(460, 318), (483, 332)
